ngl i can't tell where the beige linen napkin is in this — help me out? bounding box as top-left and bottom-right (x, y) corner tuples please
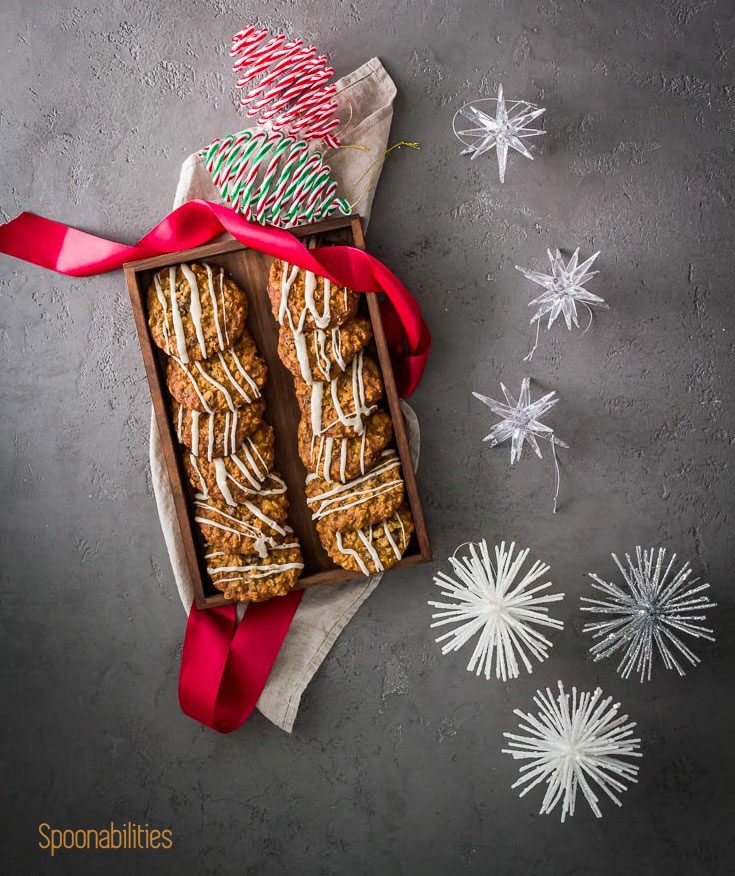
(149, 59), (421, 732)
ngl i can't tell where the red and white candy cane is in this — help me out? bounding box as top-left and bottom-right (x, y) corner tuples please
(230, 24), (341, 148)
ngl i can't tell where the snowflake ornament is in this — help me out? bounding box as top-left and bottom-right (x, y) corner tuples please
(429, 540), (564, 681)
(453, 84), (546, 182)
(516, 248), (608, 361)
(502, 682), (642, 821)
(581, 547), (716, 682)
(473, 378), (568, 511)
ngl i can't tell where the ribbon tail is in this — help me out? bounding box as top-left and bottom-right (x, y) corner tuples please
(178, 604), (237, 729)
(179, 591), (303, 733)
(379, 298), (430, 397)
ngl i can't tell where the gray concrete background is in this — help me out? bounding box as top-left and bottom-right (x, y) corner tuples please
(1, 0), (734, 873)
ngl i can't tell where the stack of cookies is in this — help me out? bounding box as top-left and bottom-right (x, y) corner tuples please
(268, 256), (415, 576)
(147, 262), (304, 602)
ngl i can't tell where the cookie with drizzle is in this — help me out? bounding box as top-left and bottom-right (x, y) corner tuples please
(308, 449), (405, 532)
(205, 536), (304, 602)
(297, 410), (393, 484)
(166, 330), (267, 412)
(148, 262), (247, 363)
(268, 258), (359, 332)
(293, 350), (383, 440)
(277, 315), (372, 385)
(194, 490), (289, 557)
(319, 506), (414, 577)
(183, 423), (278, 506)
(172, 398), (265, 461)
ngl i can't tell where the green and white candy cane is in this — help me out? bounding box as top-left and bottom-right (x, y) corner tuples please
(200, 129), (350, 227)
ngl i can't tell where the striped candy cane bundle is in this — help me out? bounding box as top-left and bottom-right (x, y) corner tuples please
(200, 128), (350, 227)
(230, 24), (341, 148)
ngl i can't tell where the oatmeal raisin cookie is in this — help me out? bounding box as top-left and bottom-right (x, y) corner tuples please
(307, 449), (404, 532)
(166, 330), (267, 412)
(318, 505), (414, 576)
(147, 262), (246, 362)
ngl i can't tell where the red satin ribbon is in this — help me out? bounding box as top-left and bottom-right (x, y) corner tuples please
(0, 200), (430, 733)
(179, 592), (303, 733)
(0, 200), (430, 396)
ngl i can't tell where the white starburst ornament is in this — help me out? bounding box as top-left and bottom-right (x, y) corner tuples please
(473, 378), (568, 512)
(452, 84), (546, 182)
(516, 248), (608, 361)
(502, 682), (642, 821)
(429, 540), (564, 681)
(581, 547), (716, 682)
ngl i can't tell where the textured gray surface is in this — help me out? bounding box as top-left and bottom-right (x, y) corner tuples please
(1, 0), (734, 873)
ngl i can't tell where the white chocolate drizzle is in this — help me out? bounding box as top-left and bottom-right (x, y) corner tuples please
(193, 437), (277, 507)
(310, 381), (324, 436)
(191, 410), (201, 456)
(230, 437), (270, 487)
(278, 257), (332, 332)
(311, 427), (369, 485)
(181, 264), (207, 359)
(194, 499), (286, 558)
(155, 262), (229, 362)
(174, 358), (213, 413)
(205, 264), (225, 350)
(167, 266), (188, 362)
(213, 459), (236, 506)
(335, 533), (372, 576)
(308, 351), (376, 439)
(207, 411), (215, 459)
(228, 349), (262, 397)
(213, 447), (276, 506)
(205, 538), (298, 561)
(175, 346), (262, 413)
(219, 267), (230, 347)
(205, 543), (304, 582)
(176, 406), (252, 462)
(357, 529), (384, 572)
(291, 325), (348, 384)
(188, 455), (208, 495)
(194, 361), (236, 410)
(334, 511), (409, 576)
(221, 410), (238, 458)
(306, 451), (402, 521)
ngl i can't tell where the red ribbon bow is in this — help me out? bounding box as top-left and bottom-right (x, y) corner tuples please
(0, 200), (430, 732)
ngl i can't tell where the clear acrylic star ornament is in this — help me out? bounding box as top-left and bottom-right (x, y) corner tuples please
(581, 547), (716, 681)
(453, 84), (546, 182)
(429, 540), (564, 681)
(516, 248), (608, 361)
(502, 682), (643, 821)
(473, 378), (568, 511)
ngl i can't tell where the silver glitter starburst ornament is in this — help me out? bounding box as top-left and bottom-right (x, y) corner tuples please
(429, 540), (564, 681)
(581, 547), (716, 682)
(473, 377), (568, 511)
(502, 682), (643, 821)
(453, 84), (546, 182)
(516, 248), (608, 361)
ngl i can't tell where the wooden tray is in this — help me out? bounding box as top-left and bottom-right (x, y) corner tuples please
(124, 215), (431, 608)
